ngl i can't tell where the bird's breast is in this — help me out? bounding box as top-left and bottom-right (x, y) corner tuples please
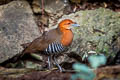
(61, 30), (74, 46)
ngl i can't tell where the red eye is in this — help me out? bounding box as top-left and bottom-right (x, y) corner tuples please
(67, 23), (71, 25)
(64, 23), (70, 25)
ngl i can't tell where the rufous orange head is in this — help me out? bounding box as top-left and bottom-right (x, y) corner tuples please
(58, 19), (80, 32)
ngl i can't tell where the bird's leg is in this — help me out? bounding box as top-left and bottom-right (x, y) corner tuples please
(53, 55), (62, 72)
(47, 56), (51, 69)
(47, 55), (53, 70)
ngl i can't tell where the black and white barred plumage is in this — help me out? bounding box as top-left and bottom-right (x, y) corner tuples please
(45, 42), (65, 54)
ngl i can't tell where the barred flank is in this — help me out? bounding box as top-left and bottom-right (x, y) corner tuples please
(45, 42), (64, 54)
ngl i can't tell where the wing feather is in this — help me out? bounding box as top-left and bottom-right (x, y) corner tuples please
(23, 28), (62, 53)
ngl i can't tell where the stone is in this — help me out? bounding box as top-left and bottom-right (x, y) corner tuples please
(52, 8), (120, 57)
(32, 0), (66, 14)
(70, 0), (81, 3)
(0, 0), (12, 5)
(0, 1), (40, 63)
(25, 61), (42, 70)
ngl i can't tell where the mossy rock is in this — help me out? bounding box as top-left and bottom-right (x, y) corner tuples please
(57, 8), (120, 57)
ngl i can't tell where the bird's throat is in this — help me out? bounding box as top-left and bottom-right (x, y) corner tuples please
(61, 30), (73, 46)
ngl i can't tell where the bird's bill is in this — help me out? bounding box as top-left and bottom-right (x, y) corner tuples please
(67, 23), (80, 29)
(71, 23), (80, 27)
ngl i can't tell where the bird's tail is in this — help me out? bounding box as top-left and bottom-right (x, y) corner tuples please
(21, 42), (31, 49)
(13, 43), (30, 62)
(11, 48), (27, 62)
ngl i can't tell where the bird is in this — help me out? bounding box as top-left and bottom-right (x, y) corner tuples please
(22, 19), (80, 72)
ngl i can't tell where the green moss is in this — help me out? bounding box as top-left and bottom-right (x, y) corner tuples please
(61, 8), (120, 57)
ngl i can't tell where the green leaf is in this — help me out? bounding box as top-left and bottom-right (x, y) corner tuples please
(72, 63), (96, 80)
(88, 54), (106, 69)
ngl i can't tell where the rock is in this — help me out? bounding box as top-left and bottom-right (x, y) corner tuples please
(24, 61), (42, 70)
(32, 0), (72, 31)
(70, 0), (81, 3)
(0, 0), (12, 5)
(32, 0), (41, 13)
(32, 0), (67, 14)
(52, 8), (120, 57)
(0, 1), (40, 63)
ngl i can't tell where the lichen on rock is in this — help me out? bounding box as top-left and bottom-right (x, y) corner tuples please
(57, 8), (120, 57)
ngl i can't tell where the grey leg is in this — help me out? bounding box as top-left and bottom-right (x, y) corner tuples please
(53, 55), (62, 72)
(47, 56), (51, 69)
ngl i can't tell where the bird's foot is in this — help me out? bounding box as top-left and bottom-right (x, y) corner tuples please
(56, 64), (63, 72)
(53, 56), (63, 72)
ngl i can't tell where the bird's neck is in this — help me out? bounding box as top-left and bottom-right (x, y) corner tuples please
(61, 30), (73, 46)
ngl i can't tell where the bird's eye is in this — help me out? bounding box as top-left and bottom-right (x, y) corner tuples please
(64, 22), (71, 25)
(67, 23), (71, 25)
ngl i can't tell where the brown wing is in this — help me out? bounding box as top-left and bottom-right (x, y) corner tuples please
(21, 42), (31, 48)
(23, 28), (62, 53)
